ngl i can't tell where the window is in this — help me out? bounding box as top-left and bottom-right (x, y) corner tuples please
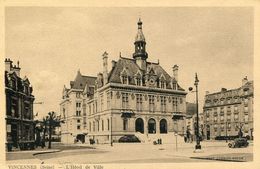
(100, 94), (104, 111)
(234, 105), (238, 112)
(123, 118), (128, 130)
(160, 81), (165, 89)
(63, 108), (66, 118)
(76, 92), (81, 98)
(136, 77), (141, 86)
(160, 96), (166, 112)
(93, 121), (95, 132)
(122, 76), (128, 84)
(214, 116), (218, 122)
(89, 122), (91, 132)
(149, 95), (155, 112)
(234, 97), (238, 102)
(172, 82), (177, 90)
(244, 98), (248, 104)
(221, 124), (224, 131)
(206, 109), (210, 117)
(172, 97), (178, 112)
(107, 119), (110, 131)
(95, 101), (97, 113)
(227, 98), (231, 104)
(136, 94), (143, 111)
(11, 79), (16, 90)
(220, 115), (224, 121)
(227, 123), (231, 130)
(89, 105), (92, 115)
(220, 99), (224, 104)
(97, 120), (99, 131)
(76, 111), (81, 116)
(122, 93), (129, 109)
(234, 114), (239, 121)
(107, 91), (110, 109)
(180, 98), (183, 104)
(244, 114), (249, 122)
(77, 125), (81, 130)
(227, 114), (231, 121)
(244, 106), (248, 113)
(76, 102), (81, 108)
(220, 107), (224, 114)
(214, 124), (218, 132)
(77, 119), (80, 123)
(102, 120), (104, 131)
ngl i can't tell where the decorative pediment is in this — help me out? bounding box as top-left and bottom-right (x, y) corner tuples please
(120, 67), (129, 76)
(134, 70), (142, 77)
(159, 74), (166, 81)
(23, 76), (30, 85)
(147, 66), (156, 75)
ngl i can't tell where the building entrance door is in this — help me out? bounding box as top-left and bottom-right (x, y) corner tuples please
(135, 118), (144, 133)
(148, 118), (156, 134)
(207, 130), (210, 140)
(76, 134), (85, 143)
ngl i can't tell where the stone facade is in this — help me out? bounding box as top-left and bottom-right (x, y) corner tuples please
(203, 77), (254, 140)
(5, 58), (35, 149)
(60, 19), (187, 144)
(60, 72), (96, 144)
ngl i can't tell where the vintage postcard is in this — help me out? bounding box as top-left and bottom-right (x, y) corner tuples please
(1, 1), (259, 169)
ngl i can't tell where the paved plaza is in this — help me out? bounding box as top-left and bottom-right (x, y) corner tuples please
(6, 140), (253, 164)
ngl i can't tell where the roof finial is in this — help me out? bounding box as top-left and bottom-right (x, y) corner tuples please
(137, 17), (142, 29)
(17, 61), (20, 68)
(119, 52), (121, 57)
(157, 59), (160, 64)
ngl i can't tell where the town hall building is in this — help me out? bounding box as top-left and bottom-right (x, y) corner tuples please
(60, 19), (187, 144)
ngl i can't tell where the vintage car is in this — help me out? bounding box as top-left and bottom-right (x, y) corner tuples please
(228, 138), (249, 148)
(118, 135), (141, 143)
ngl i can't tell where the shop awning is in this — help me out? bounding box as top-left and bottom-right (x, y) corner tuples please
(172, 112), (186, 120)
(121, 110), (135, 118)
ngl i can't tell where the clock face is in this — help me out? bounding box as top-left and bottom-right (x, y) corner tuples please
(150, 79), (154, 84)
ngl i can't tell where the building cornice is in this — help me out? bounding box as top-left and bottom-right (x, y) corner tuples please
(97, 82), (187, 95)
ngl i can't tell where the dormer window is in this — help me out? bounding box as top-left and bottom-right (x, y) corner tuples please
(161, 81), (165, 89)
(122, 75), (128, 84)
(172, 82), (177, 90)
(159, 74), (166, 89)
(136, 77), (141, 86)
(120, 68), (129, 85)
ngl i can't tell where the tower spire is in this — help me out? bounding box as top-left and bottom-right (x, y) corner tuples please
(133, 18), (148, 70)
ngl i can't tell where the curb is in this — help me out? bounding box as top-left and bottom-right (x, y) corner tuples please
(33, 149), (62, 156)
(190, 156), (246, 162)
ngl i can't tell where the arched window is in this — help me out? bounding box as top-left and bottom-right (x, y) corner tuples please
(148, 118), (156, 134)
(160, 119), (167, 133)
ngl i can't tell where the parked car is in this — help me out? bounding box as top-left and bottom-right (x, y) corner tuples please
(118, 135), (141, 143)
(228, 138), (249, 148)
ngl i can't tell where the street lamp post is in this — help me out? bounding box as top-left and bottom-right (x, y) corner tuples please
(189, 73), (201, 150)
(226, 121), (228, 143)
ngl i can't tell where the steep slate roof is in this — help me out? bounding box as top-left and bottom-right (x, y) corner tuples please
(108, 56), (185, 90)
(70, 71), (97, 90)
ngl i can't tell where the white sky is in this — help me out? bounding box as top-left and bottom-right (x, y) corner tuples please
(5, 7), (253, 119)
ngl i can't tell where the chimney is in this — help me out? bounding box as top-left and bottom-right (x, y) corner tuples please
(111, 60), (116, 69)
(242, 76), (248, 86)
(5, 58), (13, 72)
(172, 65), (179, 81)
(12, 64), (21, 77)
(102, 51), (108, 84)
